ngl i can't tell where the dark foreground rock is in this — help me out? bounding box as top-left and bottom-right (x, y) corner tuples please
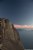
(0, 18), (24, 50)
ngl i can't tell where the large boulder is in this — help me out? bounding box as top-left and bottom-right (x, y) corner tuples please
(0, 18), (24, 50)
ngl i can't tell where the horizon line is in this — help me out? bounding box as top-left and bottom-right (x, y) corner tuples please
(14, 24), (33, 29)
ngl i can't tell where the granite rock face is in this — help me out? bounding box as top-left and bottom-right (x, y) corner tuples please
(0, 18), (24, 50)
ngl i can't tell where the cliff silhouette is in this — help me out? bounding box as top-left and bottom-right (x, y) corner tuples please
(0, 18), (24, 50)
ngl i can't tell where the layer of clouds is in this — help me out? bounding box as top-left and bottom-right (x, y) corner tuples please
(14, 24), (33, 29)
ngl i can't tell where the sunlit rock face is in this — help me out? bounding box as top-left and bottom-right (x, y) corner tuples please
(0, 18), (24, 50)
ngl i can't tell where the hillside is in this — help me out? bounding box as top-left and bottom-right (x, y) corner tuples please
(0, 18), (24, 50)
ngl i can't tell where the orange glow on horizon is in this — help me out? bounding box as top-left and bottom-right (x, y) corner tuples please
(14, 24), (33, 29)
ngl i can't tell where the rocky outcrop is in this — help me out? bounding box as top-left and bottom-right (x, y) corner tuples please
(0, 18), (24, 50)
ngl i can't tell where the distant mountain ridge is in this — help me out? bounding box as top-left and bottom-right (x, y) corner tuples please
(17, 28), (33, 31)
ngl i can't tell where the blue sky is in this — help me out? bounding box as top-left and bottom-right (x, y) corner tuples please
(0, 0), (33, 48)
(0, 0), (33, 25)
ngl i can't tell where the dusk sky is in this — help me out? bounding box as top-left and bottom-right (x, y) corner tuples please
(0, 0), (33, 48)
(0, 0), (33, 25)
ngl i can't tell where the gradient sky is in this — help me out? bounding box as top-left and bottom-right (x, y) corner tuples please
(0, 0), (33, 25)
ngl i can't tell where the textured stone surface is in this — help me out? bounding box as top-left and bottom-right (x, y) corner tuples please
(0, 18), (24, 50)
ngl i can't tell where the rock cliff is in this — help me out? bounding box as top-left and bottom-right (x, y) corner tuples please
(0, 18), (24, 50)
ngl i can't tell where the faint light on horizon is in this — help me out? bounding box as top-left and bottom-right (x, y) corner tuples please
(14, 24), (33, 29)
